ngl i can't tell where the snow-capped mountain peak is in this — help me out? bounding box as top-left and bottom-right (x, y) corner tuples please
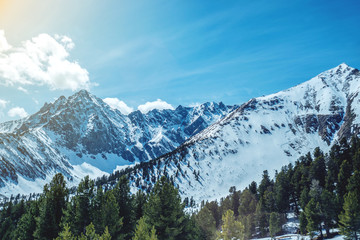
(0, 92), (236, 196)
(1, 64), (360, 203)
(119, 64), (360, 205)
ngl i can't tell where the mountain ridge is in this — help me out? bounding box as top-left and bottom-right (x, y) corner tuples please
(1, 63), (360, 202)
(115, 63), (360, 204)
(0, 91), (237, 196)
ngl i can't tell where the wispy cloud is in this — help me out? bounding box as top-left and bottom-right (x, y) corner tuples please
(17, 86), (28, 93)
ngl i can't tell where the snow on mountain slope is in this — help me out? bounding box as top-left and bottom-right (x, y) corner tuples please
(0, 90), (236, 197)
(123, 63), (360, 204)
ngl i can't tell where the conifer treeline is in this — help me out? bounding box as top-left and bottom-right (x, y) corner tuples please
(0, 174), (200, 240)
(196, 137), (360, 239)
(1, 137), (360, 239)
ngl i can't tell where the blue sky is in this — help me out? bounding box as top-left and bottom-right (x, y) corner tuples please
(0, 0), (359, 120)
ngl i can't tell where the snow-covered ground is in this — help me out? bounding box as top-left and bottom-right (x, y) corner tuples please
(254, 212), (343, 240)
(255, 234), (344, 240)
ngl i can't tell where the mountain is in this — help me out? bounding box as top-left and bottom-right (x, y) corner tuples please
(1, 63), (360, 202)
(0, 91), (236, 196)
(117, 63), (360, 204)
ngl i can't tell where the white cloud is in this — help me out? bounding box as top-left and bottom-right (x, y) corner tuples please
(0, 30), (11, 51)
(103, 97), (134, 115)
(8, 107), (28, 118)
(55, 34), (75, 50)
(17, 86), (29, 93)
(0, 99), (8, 108)
(0, 30), (91, 91)
(138, 99), (174, 113)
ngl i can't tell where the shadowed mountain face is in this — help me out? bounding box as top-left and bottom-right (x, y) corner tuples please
(0, 90), (236, 192)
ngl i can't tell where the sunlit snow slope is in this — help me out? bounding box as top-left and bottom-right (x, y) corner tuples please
(123, 63), (360, 204)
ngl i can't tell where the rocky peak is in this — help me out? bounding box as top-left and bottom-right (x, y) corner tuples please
(316, 63), (357, 92)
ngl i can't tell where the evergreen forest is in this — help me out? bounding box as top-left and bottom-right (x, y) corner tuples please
(0, 137), (360, 240)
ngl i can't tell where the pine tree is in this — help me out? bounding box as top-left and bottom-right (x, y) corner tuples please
(304, 198), (322, 239)
(258, 170), (272, 201)
(353, 148), (360, 172)
(56, 223), (112, 240)
(339, 138), (351, 166)
(144, 176), (187, 240)
(81, 223), (99, 239)
(229, 186), (241, 217)
(240, 214), (255, 240)
(263, 189), (276, 212)
(149, 227), (158, 240)
(291, 162), (307, 214)
(178, 214), (201, 240)
(133, 217), (150, 240)
(248, 181), (258, 198)
(299, 211), (307, 235)
(74, 176), (95, 235)
(310, 148), (326, 188)
(339, 191), (360, 240)
(56, 224), (75, 240)
(133, 217), (158, 240)
(325, 153), (338, 193)
(34, 173), (68, 240)
(134, 190), (147, 221)
(100, 227), (112, 240)
(92, 185), (105, 233)
(206, 201), (221, 228)
(269, 212), (281, 239)
(299, 187), (310, 210)
(219, 196), (232, 219)
(238, 189), (257, 217)
(102, 190), (123, 238)
(13, 201), (39, 240)
(337, 160), (352, 207)
(216, 210), (244, 240)
(347, 170), (360, 194)
(274, 168), (291, 213)
(255, 201), (267, 237)
(195, 206), (216, 240)
(61, 198), (76, 234)
(113, 176), (135, 240)
(320, 190), (337, 236)
(0, 200), (12, 239)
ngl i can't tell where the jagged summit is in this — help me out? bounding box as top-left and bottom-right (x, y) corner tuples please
(317, 63), (358, 85)
(74, 88), (91, 96)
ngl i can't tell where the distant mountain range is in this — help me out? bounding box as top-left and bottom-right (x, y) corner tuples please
(0, 90), (236, 196)
(0, 63), (359, 203)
